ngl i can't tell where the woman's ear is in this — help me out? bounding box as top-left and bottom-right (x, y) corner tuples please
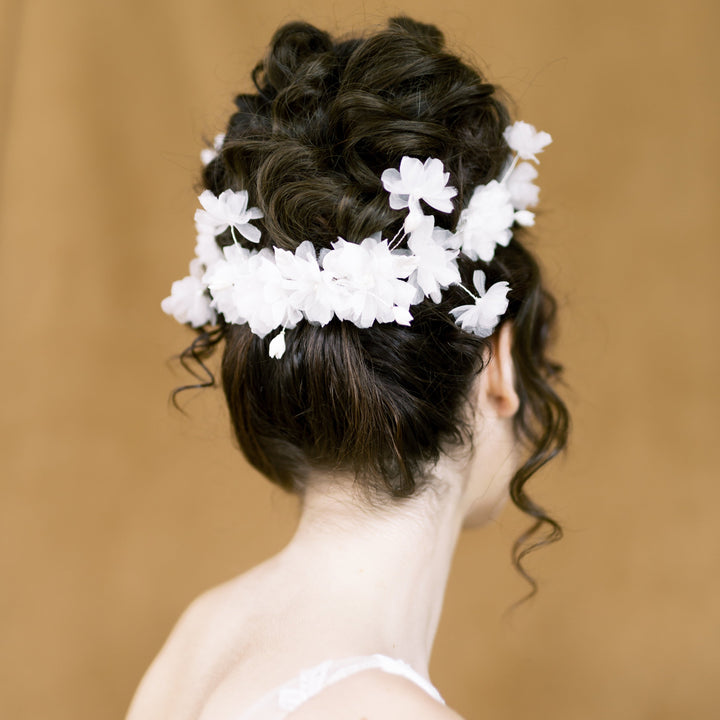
(477, 322), (520, 418)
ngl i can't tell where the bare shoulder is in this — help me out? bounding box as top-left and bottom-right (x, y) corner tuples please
(138, 580), (241, 677)
(287, 669), (466, 720)
(126, 580), (248, 720)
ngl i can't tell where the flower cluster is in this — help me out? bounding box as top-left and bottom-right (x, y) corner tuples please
(162, 121), (551, 357)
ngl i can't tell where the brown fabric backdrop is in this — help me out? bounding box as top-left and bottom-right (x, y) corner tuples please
(2, 0), (718, 718)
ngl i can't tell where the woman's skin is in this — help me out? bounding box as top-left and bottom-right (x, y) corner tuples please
(127, 323), (520, 720)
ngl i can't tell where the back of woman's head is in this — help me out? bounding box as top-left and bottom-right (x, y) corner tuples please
(177, 16), (569, 587)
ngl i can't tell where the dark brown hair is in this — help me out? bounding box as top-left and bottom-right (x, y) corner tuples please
(177, 17), (569, 594)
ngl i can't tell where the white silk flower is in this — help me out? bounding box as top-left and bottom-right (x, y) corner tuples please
(503, 121), (552, 163)
(456, 180), (515, 262)
(203, 244), (253, 325)
(322, 237), (417, 327)
(194, 189), (264, 243)
(274, 242), (338, 326)
(244, 250), (301, 337)
(406, 216), (461, 303)
(450, 270), (511, 338)
(161, 258), (216, 328)
(203, 245), (301, 341)
(381, 157), (458, 231)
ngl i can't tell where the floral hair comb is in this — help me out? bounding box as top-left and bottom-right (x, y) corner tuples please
(162, 121), (551, 358)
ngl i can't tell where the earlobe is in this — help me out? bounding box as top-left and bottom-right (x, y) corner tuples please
(479, 322), (520, 418)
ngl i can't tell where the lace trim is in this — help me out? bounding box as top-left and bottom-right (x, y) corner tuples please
(240, 653), (445, 718)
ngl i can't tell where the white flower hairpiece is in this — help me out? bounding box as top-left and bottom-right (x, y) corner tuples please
(163, 121), (552, 357)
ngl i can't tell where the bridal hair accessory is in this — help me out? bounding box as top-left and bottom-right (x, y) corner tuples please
(162, 121), (551, 358)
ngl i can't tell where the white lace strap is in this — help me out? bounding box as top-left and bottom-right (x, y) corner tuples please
(297, 654), (445, 706)
(239, 654), (445, 719)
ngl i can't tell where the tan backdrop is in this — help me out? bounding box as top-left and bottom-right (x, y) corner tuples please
(2, 0), (718, 718)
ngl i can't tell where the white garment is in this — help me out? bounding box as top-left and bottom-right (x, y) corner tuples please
(238, 654), (445, 719)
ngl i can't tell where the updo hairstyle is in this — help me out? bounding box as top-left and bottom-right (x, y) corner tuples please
(181, 17), (569, 586)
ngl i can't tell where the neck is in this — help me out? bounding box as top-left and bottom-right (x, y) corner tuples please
(269, 469), (467, 677)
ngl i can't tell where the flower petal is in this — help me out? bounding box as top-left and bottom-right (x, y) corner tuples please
(268, 330), (286, 359)
(514, 210), (535, 227)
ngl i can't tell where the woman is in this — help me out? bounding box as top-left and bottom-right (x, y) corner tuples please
(129, 16), (568, 719)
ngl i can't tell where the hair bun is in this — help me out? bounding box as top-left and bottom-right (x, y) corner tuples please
(173, 18), (568, 588)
